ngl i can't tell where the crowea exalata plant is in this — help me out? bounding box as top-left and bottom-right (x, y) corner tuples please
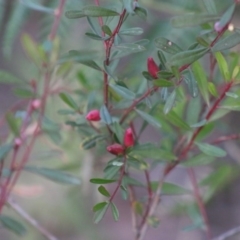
(0, 0), (240, 240)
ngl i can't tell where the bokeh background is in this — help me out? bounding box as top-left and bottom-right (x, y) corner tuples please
(0, 0), (240, 240)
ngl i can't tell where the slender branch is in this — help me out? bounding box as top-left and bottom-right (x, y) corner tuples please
(136, 174), (165, 240)
(8, 197), (59, 240)
(212, 226), (240, 240)
(128, 185), (138, 236)
(103, 9), (127, 108)
(120, 86), (159, 124)
(188, 168), (211, 240)
(49, 0), (66, 41)
(138, 170), (153, 233)
(211, 134), (240, 145)
(109, 155), (127, 202)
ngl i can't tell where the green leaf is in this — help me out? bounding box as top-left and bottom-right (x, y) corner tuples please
(80, 135), (105, 150)
(65, 6), (119, 19)
(85, 32), (104, 41)
(20, 0), (54, 13)
(202, 0), (217, 14)
(163, 90), (176, 114)
(110, 202), (119, 221)
(157, 71), (174, 79)
(100, 105), (113, 124)
(6, 113), (20, 136)
(218, 4), (236, 30)
(59, 93), (78, 110)
(167, 48), (209, 68)
(13, 88), (34, 98)
(190, 119), (207, 128)
(153, 79), (174, 87)
(93, 202), (110, 223)
(0, 215), (26, 236)
(212, 31), (240, 52)
(134, 7), (147, 19)
(225, 92), (238, 99)
(188, 42), (199, 50)
(208, 82), (218, 97)
(122, 176), (144, 187)
(90, 178), (117, 184)
(93, 201), (108, 212)
(135, 109), (161, 129)
(165, 110), (191, 130)
(0, 70), (23, 84)
(215, 52), (230, 81)
(196, 37), (209, 47)
(102, 25), (112, 36)
(24, 166), (81, 185)
(157, 50), (167, 69)
(151, 181), (190, 195)
(109, 83), (136, 100)
(196, 143), (227, 157)
(142, 71), (153, 81)
(131, 143), (177, 161)
(192, 61), (209, 105)
(0, 144), (12, 161)
(171, 14), (219, 28)
(111, 122), (124, 144)
(154, 37), (182, 54)
(115, 43), (145, 52)
(98, 185), (111, 197)
(184, 75), (198, 98)
(76, 59), (102, 71)
(87, 17), (100, 35)
(21, 34), (46, 66)
(183, 153), (215, 167)
(119, 27), (143, 36)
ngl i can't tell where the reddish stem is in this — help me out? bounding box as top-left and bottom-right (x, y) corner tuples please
(188, 168), (211, 240)
(109, 155), (127, 202)
(120, 86), (159, 124)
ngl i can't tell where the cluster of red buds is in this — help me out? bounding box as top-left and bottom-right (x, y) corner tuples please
(85, 110), (135, 155)
(147, 57), (160, 79)
(107, 127), (135, 155)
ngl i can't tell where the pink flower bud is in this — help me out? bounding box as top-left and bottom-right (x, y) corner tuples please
(107, 143), (125, 155)
(86, 109), (101, 121)
(124, 127), (134, 147)
(147, 57), (159, 79)
(14, 138), (22, 149)
(214, 21), (223, 32)
(31, 99), (41, 110)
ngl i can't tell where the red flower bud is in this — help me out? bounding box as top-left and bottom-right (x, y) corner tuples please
(147, 57), (159, 79)
(31, 99), (41, 110)
(124, 127), (134, 147)
(107, 143), (125, 155)
(86, 109), (101, 121)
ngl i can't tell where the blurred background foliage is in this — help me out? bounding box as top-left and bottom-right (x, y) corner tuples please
(0, 0), (240, 240)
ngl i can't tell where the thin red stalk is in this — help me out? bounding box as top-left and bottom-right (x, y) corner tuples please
(188, 168), (211, 240)
(103, 9), (127, 108)
(109, 155), (127, 202)
(138, 171), (153, 230)
(49, 0), (66, 41)
(128, 185), (138, 236)
(211, 134), (240, 145)
(120, 86), (159, 124)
